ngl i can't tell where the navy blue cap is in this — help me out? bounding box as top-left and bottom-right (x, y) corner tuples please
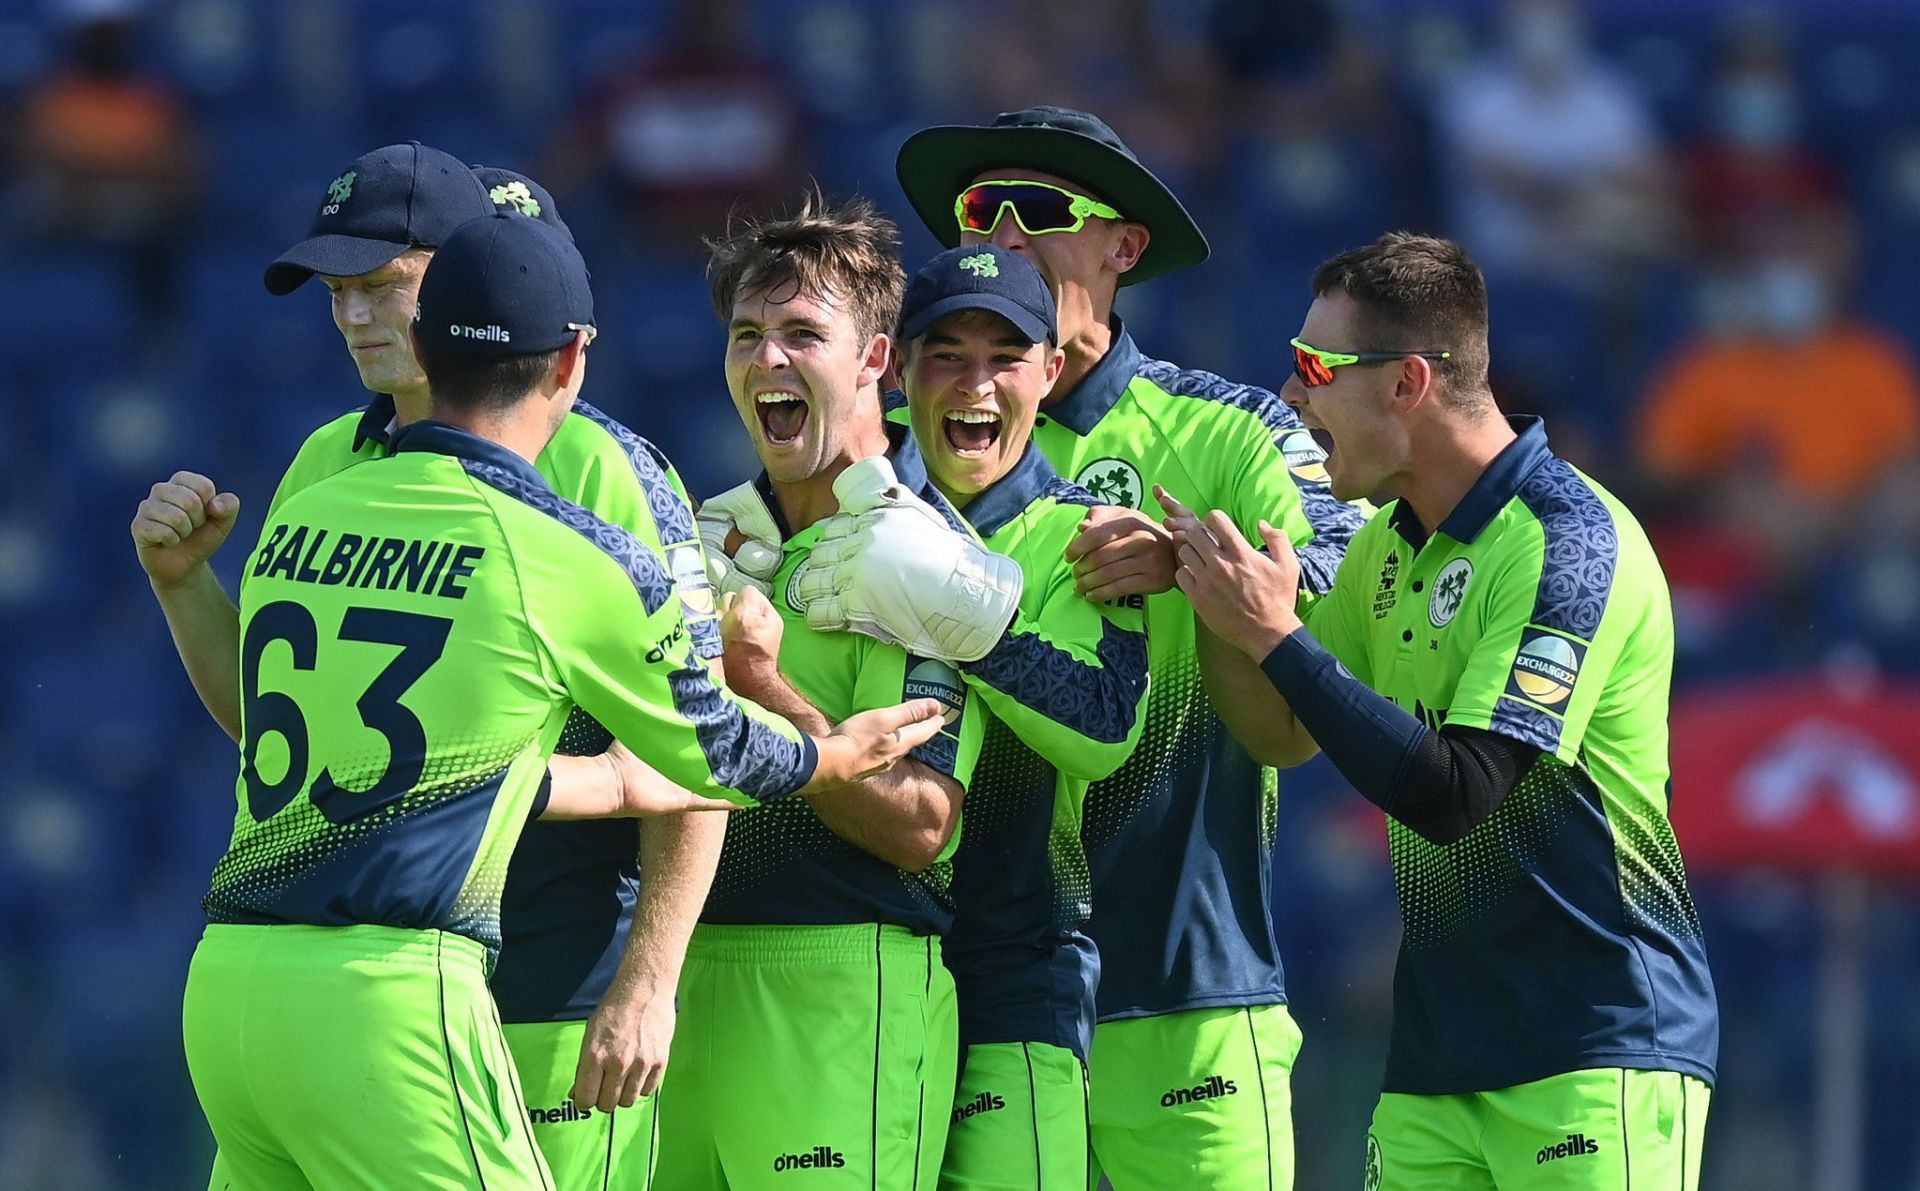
(264, 142), (494, 295)
(899, 244), (1058, 346)
(414, 214), (595, 358)
(472, 166), (573, 240)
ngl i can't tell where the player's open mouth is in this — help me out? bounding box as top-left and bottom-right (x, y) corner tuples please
(943, 409), (1001, 457)
(756, 390), (810, 447)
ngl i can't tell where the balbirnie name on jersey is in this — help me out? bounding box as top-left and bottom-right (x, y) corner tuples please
(251, 523), (485, 601)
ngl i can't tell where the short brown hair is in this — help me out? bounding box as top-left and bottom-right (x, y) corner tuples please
(417, 338), (561, 416)
(706, 192), (905, 344)
(1312, 232), (1492, 406)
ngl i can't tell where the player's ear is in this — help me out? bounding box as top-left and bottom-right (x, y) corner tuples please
(553, 329), (589, 392)
(857, 332), (892, 390)
(1394, 354), (1436, 413)
(1042, 342), (1065, 387)
(1109, 222), (1150, 276)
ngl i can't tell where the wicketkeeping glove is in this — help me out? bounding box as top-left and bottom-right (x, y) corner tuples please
(696, 481), (785, 598)
(795, 456), (1023, 664)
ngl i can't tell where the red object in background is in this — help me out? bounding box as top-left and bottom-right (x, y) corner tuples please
(1670, 680), (1920, 879)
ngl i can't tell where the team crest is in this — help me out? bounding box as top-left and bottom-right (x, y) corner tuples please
(1364, 1134), (1383, 1191)
(785, 559), (811, 614)
(1076, 458), (1144, 509)
(1428, 558), (1473, 628)
(1277, 428), (1331, 485)
(489, 180), (542, 217)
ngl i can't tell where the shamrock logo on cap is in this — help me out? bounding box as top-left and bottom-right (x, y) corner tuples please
(326, 171), (356, 205)
(959, 252), (999, 278)
(490, 181), (542, 218)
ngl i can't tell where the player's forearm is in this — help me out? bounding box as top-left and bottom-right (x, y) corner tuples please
(539, 754), (622, 819)
(618, 811), (725, 996)
(152, 564), (243, 741)
(1198, 623), (1320, 768)
(803, 760), (961, 872)
(732, 664), (956, 867)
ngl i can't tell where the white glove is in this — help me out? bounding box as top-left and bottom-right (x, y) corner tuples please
(796, 456), (1023, 664)
(696, 481), (785, 598)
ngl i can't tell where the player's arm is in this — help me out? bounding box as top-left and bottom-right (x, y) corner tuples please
(960, 554), (1150, 783)
(724, 587), (968, 871)
(130, 471), (244, 739)
(539, 747), (737, 818)
(1195, 622), (1319, 769)
(1164, 491), (1540, 845)
(537, 533), (940, 805)
(571, 789), (728, 1112)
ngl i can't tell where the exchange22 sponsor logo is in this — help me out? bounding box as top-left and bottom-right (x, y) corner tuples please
(1504, 627), (1588, 709)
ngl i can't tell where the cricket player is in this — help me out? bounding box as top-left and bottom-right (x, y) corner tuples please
(650, 196), (1027, 1191)
(1164, 232), (1717, 1189)
(131, 143), (727, 1187)
(896, 107), (1369, 1187)
(179, 212), (946, 1187)
(803, 243), (1150, 1188)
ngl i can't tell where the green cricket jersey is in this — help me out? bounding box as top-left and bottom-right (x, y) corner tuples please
(1302, 417), (1717, 1093)
(888, 434), (1149, 1063)
(700, 441), (985, 936)
(267, 395), (723, 1023)
(204, 420), (814, 956)
(991, 322), (1369, 1020)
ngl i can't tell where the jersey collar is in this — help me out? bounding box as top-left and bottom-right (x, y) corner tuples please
(1045, 316), (1141, 436)
(1388, 415), (1553, 546)
(950, 439), (1061, 538)
(390, 420), (552, 493)
(352, 393), (399, 451)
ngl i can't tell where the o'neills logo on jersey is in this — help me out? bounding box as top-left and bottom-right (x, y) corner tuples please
(1076, 458), (1144, 510)
(905, 659), (966, 728)
(1160, 1075), (1238, 1106)
(450, 322), (511, 343)
(773, 1146), (845, 1172)
(952, 1091), (1006, 1123)
(1507, 628), (1586, 708)
(1537, 1133), (1600, 1164)
(528, 1102), (594, 1125)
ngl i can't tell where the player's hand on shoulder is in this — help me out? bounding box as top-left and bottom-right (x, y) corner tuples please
(1067, 505), (1178, 602)
(696, 481), (783, 598)
(131, 470), (240, 587)
(797, 456), (1022, 664)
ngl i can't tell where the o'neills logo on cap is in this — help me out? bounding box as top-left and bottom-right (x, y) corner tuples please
(450, 323), (511, 343)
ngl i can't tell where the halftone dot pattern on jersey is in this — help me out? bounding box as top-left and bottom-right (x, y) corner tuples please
(556, 705), (615, 756)
(1610, 794), (1706, 940)
(1389, 755), (1584, 950)
(205, 731), (534, 950)
(963, 718), (1087, 926)
(710, 796), (954, 915)
(1081, 638), (1205, 853)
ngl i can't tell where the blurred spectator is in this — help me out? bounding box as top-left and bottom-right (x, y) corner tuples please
(1683, 17), (1851, 275)
(5, 7), (204, 334)
(539, 0), (804, 256)
(1435, 0), (1673, 288)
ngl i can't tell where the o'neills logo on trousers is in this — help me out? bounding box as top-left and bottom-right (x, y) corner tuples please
(1161, 1075), (1238, 1106)
(952, 1091), (1006, 1123)
(1537, 1133), (1600, 1164)
(774, 1146), (846, 1172)
(529, 1103), (594, 1125)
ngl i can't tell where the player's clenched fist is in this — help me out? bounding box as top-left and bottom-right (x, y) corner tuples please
(719, 586), (785, 695)
(130, 471), (241, 587)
